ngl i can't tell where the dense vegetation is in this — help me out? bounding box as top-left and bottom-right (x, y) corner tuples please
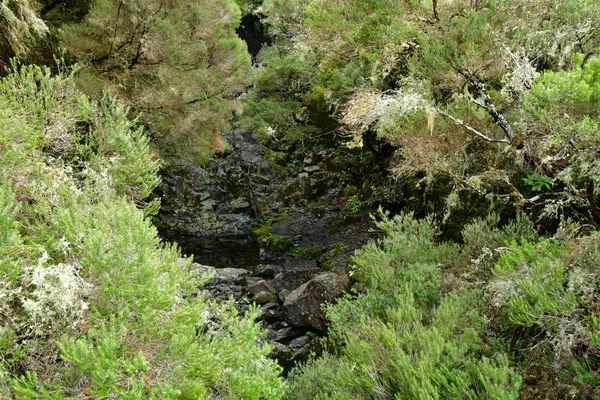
(286, 212), (600, 398)
(0, 65), (282, 398)
(245, 0), (600, 230)
(1, 0), (600, 398)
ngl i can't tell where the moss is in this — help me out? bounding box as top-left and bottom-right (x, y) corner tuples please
(266, 234), (292, 251)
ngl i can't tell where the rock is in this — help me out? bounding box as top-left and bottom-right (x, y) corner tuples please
(268, 342), (290, 359)
(178, 258), (189, 268)
(279, 289), (291, 302)
(260, 302), (278, 311)
(267, 327), (300, 342)
(256, 264), (275, 278)
(283, 259), (318, 272)
(303, 165), (321, 173)
(248, 280), (277, 295)
(260, 160), (272, 171)
(274, 259), (320, 290)
(254, 291), (278, 304)
(283, 272), (350, 330)
(229, 197), (250, 212)
(189, 262), (216, 277)
(213, 268), (249, 285)
(297, 172), (309, 178)
(289, 335), (311, 349)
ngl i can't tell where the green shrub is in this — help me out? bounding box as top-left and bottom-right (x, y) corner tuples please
(287, 212), (521, 399)
(0, 64), (283, 398)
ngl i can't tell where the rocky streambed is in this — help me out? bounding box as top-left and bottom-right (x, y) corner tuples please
(166, 210), (373, 371)
(155, 128), (378, 371)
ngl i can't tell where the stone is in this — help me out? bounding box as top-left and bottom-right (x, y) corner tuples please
(254, 291), (278, 304)
(189, 263), (216, 277)
(248, 280), (277, 295)
(260, 302), (278, 311)
(283, 259), (318, 272)
(268, 342), (290, 359)
(289, 335), (311, 349)
(279, 289), (291, 302)
(260, 160), (272, 171)
(297, 172), (309, 178)
(212, 268), (249, 285)
(283, 272), (350, 330)
(256, 264), (275, 278)
(229, 197), (250, 212)
(267, 327), (300, 342)
(303, 165), (321, 173)
(274, 259), (320, 290)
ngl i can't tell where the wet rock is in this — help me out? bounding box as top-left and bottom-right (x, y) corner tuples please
(254, 291), (278, 304)
(248, 280), (277, 295)
(283, 272), (350, 330)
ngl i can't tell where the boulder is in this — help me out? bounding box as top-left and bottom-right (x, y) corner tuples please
(189, 263), (249, 287)
(213, 268), (249, 285)
(283, 272), (350, 330)
(274, 259), (319, 290)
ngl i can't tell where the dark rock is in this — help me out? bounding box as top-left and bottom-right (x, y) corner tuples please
(274, 259), (320, 291)
(283, 259), (318, 272)
(283, 272), (350, 330)
(289, 335), (311, 349)
(267, 327), (301, 342)
(257, 264), (275, 278)
(268, 342), (290, 359)
(270, 321), (288, 330)
(248, 280), (277, 295)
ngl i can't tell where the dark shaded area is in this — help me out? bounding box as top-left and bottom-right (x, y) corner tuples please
(236, 14), (271, 58)
(160, 232), (261, 268)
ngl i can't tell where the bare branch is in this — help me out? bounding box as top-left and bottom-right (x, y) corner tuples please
(459, 68), (515, 142)
(435, 108), (511, 144)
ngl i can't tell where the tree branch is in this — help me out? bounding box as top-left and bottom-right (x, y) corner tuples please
(435, 108), (511, 144)
(459, 68), (515, 143)
(432, 0), (440, 21)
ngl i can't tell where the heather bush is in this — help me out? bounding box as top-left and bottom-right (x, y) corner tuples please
(0, 64), (283, 398)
